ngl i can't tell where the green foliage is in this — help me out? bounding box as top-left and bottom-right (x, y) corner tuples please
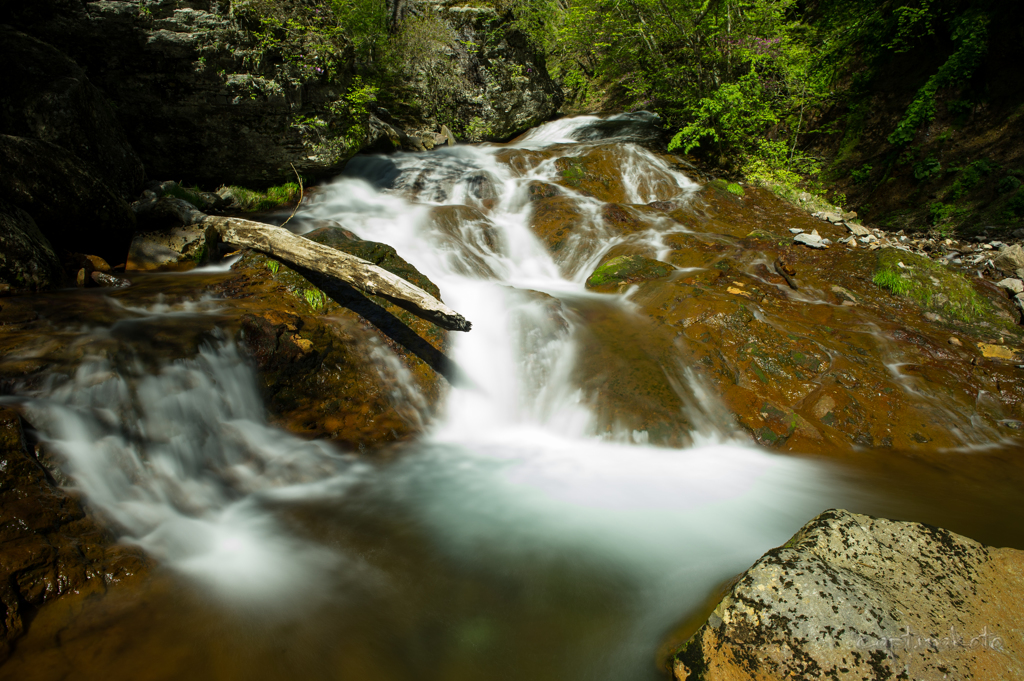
(873, 268), (911, 296)
(1005, 191), (1024, 219)
(913, 156), (942, 182)
(726, 182), (745, 196)
(304, 288), (328, 311)
(998, 176), (1023, 194)
(266, 259), (281, 275)
(888, 10), (990, 146)
(948, 159), (994, 200)
(928, 201), (954, 224)
(229, 183), (302, 212)
(851, 164), (873, 184)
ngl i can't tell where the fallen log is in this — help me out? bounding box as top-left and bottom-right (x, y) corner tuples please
(202, 215), (472, 332)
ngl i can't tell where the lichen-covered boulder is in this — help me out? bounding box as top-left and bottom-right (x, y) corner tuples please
(671, 509), (1024, 681)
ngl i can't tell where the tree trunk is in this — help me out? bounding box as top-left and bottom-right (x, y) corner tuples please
(203, 216), (472, 332)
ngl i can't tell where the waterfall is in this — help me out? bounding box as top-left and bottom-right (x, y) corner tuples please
(13, 113), (848, 680)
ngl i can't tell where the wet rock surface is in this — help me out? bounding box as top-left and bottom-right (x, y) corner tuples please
(503, 136), (1024, 449)
(0, 407), (150, 663)
(671, 509), (1024, 681)
(213, 231), (450, 448)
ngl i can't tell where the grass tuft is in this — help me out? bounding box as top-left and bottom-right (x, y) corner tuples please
(229, 182), (302, 212)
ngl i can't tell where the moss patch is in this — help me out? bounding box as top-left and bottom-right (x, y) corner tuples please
(229, 182), (302, 212)
(163, 184), (206, 209)
(708, 178), (745, 197)
(585, 255), (672, 290)
(872, 248), (985, 321)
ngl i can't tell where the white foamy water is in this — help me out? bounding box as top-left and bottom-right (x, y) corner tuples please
(17, 113), (853, 679)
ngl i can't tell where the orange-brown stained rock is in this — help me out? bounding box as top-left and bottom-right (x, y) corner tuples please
(0, 407), (150, 662)
(213, 248), (450, 449)
(670, 509), (1024, 681)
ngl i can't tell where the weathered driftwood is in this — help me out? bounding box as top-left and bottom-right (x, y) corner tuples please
(203, 215), (472, 332)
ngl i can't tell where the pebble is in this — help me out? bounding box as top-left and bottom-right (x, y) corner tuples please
(794, 231), (829, 249)
(949, 337), (962, 347)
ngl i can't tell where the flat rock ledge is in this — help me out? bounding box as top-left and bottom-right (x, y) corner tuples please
(671, 509), (1024, 681)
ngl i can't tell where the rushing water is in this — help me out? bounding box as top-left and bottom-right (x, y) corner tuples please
(5, 114), (1024, 680)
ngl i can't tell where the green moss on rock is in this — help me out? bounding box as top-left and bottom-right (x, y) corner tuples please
(585, 255), (673, 290)
(872, 248), (985, 321)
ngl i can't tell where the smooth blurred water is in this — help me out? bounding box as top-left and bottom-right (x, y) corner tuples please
(10, 114), (1023, 681)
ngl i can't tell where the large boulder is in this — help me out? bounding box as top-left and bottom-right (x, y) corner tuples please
(214, 226), (451, 448)
(0, 200), (64, 292)
(671, 509), (1024, 681)
(0, 26), (144, 198)
(0, 135), (136, 265)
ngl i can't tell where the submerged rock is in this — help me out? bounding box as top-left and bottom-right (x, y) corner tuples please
(671, 509), (1024, 681)
(0, 407), (150, 662)
(126, 224), (215, 272)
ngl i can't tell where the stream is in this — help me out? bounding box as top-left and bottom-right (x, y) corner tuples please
(2, 114), (1023, 680)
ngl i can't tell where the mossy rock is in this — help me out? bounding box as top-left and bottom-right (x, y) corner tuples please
(585, 255), (673, 290)
(871, 248), (987, 321)
(708, 178), (744, 197)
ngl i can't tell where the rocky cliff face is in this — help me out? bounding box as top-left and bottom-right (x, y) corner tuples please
(671, 509), (1024, 681)
(3, 0), (562, 188)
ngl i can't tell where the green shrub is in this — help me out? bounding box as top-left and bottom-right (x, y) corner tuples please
(997, 176), (1022, 194)
(850, 164), (872, 184)
(913, 157), (942, 182)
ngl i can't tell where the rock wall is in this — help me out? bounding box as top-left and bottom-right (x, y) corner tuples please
(671, 509), (1024, 681)
(3, 0), (562, 188)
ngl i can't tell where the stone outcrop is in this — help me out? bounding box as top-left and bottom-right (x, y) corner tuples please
(0, 26), (145, 198)
(0, 135), (137, 265)
(671, 509), (1024, 681)
(393, 3), (563, 144)
(213, 226), (451, 447)
(0, 200), (64, 292)
(5, 0), (562, 187)
(0, 407), (150, 663)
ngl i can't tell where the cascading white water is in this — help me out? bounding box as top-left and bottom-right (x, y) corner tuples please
(15, 113), (856, 680)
